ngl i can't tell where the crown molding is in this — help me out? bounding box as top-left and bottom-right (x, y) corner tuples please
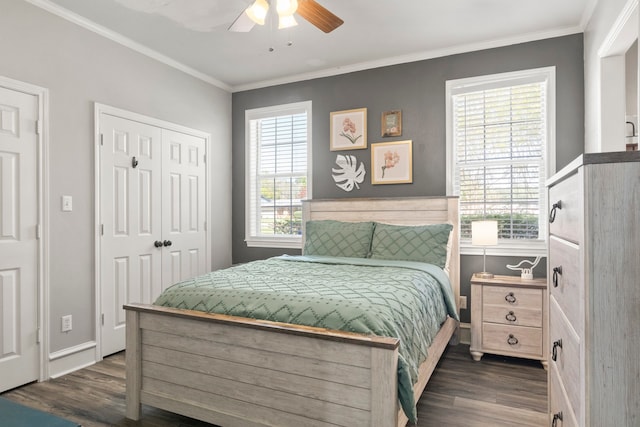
(24, 0), (586, 94)
(232, 25), (583, 92)
(24, 0), (232, 92)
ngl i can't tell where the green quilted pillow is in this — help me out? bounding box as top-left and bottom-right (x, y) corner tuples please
(303, 220), (375, 258)
(370, 222), (453, 268)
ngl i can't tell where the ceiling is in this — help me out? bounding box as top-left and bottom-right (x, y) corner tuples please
(33, 0), (595, 92)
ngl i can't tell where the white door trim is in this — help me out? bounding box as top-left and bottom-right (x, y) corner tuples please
(94, 103), (212, 360)
(0, 75), (50, 381)
(596, 0), (638, 152)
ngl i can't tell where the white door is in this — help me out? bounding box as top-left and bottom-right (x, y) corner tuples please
(0, 86), (39, 392)
(99, 115), (207, 356)
(100, 114), (162, 357)
(161, 129), (207, 289)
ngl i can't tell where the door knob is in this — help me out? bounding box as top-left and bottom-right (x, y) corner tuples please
(163, 240), (172, 247)
(154, 240), (163, 248)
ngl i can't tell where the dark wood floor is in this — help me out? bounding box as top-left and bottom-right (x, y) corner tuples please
(2, 344), (547, 427)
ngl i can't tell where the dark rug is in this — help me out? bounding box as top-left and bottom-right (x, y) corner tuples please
(0, 397), (80, 427)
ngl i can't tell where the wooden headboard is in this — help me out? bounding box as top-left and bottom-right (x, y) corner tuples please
(301, 197), (460, 318)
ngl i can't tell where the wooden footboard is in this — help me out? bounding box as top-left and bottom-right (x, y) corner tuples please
(125, 304), (456, 427)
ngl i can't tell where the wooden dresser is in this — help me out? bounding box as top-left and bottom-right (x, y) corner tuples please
(546, 152), (640, 427)
(470, 275), (547, 369)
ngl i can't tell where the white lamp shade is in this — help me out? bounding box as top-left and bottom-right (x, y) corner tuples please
(245, 0), (269, 25)
(472, 220), (498, 246)
(277, 0), (298, 15)
(278, 14), (298, 28)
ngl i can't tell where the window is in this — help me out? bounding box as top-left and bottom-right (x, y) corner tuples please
(446, 68), (555, 256)
(245, 101), (312, 248)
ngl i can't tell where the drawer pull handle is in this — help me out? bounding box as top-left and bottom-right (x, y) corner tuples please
(552, 266), (563, 288)
(505, 292), (517, 304)
(505, 311), (517, 322)
(549, 200), (562, 223)
(552, 411), (563, 427)
(507, 334), (519, 345)
(552, 339), (563, 361)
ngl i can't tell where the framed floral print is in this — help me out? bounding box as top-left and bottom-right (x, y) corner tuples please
(371, 140), (413, 184)
(330, 108), (367, 151)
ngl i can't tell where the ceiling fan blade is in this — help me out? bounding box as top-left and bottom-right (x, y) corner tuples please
(228, 9), (256, 32)
(297, 0), (344, 33)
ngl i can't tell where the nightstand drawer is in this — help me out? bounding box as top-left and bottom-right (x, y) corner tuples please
(549, 363), (579, 427)
(483, 305), (542, 327)
(549, 236), (583, 335)
(483, 286), (542, 310)
(481, 323), (542, 357)
(548, 171), (582, 244)
(549, 297), (581, 418)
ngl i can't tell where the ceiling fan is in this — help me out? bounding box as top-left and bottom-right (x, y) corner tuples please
(229, 0), (344, 33)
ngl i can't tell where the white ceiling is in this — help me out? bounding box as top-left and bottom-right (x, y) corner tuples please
(32, 0), (595, 92)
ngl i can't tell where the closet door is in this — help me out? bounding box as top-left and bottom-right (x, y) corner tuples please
(99, 113), (208, 357)
(161, 129), (207, 290)
(100, 114), (162, 357)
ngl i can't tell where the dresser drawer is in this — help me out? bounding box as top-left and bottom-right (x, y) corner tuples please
(483, 304), (542, 327)
(549, 297), (581, 418)
(549, 236), (583, 335)
(548, 170), (583, 244)
(482, 323), (542, 357)
(549, 363), (579, 427)
(483, 286), (542, 310)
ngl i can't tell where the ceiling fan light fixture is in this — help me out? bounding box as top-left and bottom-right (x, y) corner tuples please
(276, 0), (298, 16)
(278, 14), (298, 29)
(245, 0), (269, 26)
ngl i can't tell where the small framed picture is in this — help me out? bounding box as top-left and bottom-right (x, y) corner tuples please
(330, 108), (367, 151)
(371, 140), (413, 185)
(381, 110), (402, 137)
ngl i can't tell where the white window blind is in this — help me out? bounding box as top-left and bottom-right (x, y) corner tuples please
(447, 68), (555, 255)
(245, 101), (312, 248)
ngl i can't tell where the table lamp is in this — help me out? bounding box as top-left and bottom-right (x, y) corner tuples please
(472, 220), (498, 279)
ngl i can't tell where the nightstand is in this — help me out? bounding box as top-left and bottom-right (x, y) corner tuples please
(470, 274), (547, 370)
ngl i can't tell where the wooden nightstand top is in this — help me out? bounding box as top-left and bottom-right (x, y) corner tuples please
(470, 274), (547, 289)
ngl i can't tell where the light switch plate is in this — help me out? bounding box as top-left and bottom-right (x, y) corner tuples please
(61, 315), (72, 332)
(62, 195), (73, 212)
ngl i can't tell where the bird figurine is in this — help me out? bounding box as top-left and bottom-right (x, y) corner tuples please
(506, 256), (541, 280)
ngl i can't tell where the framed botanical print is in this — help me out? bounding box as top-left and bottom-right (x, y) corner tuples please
(330, 108), (367, 151)
(371, 140), (413, 184)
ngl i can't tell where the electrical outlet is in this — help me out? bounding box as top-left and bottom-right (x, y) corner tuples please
(460, 296), (468, 310)
(61, 315), (72, 332)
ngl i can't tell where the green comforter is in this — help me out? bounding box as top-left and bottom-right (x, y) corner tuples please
(154, 255), (459, 423)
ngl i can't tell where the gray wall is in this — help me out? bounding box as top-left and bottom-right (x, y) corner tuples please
(232, 34), (584, 323)
(0, 0), (232, 353)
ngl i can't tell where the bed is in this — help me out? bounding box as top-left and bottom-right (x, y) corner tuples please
(124, 196), (460, 427)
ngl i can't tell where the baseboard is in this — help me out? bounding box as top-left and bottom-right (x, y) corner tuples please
(48, 341), (96, 379)
(458, 322), (471, 345)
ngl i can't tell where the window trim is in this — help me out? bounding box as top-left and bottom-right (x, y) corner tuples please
(445, 67), (556, 257)
(244, 101), (312, 249)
